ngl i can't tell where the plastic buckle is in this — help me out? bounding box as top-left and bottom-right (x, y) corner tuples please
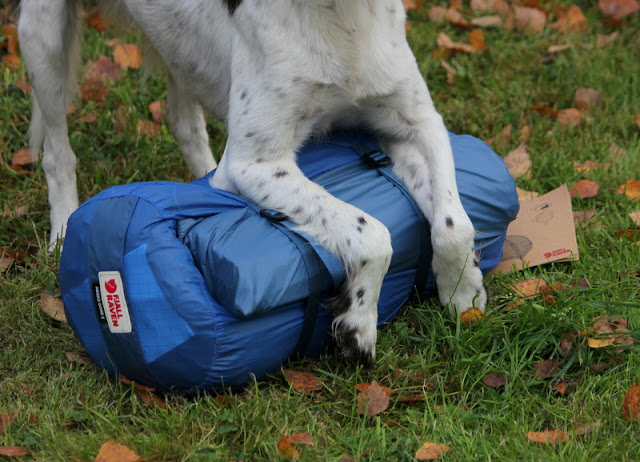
(362, 150), (392, 168)
(259, 209), (289, 223)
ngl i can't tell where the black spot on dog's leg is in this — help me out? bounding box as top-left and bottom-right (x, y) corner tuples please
(273, 169), (289, 179)
(357, 216), (367, 226)
(446, 216), (454, 228)
(334, 324), (374, 367)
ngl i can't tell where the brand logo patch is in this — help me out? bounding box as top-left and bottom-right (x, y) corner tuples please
(98, 271), (132, 333)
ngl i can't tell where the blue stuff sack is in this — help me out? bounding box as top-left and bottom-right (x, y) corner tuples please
(59, 131), (519, 392)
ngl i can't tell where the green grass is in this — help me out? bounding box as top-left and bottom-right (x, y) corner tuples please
(1, 3), (640, 460)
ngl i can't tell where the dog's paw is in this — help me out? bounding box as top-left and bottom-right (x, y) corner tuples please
(330, 298), (377, 366)
(434, 249), (487, 317)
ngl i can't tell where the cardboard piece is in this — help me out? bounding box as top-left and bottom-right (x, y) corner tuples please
(493, 184), (579, 274)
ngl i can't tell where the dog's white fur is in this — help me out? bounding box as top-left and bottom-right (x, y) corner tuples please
(18, 0), (486, 363)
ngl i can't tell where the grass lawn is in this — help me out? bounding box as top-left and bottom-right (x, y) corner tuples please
(1, 2), (640, 460)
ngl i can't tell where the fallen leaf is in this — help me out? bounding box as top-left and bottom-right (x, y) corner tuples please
(493, 124), (512, 152)
(283, 370), (323, 392)
(484, 372), (507, 387)
(575, 421), (601, 436)
(514, 6), (546, 34)
(471, 15), (503, 27)
(538, 283), (567, 305)
(599, 0), (640, 19)
(588, 315), (634, 349)
(531, 105), (558, 117)
(469, 28), (487, 50)
(547, 44), (571, 53)
(0, 257), (14, 273)
(286, 432), (314, 445)
(136, 120), (162, 138)
(630, 210), (640, 225)
(441, 60), (457, 84)
(447, 7), (473, 28)
(574, 88), (603, 111)
(94, 440), (140, 462)
(509, 278), (547, 298)
(460, 307), (483, 324)
(86, 10), (114, 31)
(396, 393), (425, 403)
(623, 381), (640, 421)
(573, 210), (597, 225)
(15, 80), (31, 94)
(277, 432), (314, 459)
(75, 113), (98, 124)
(608, 141), (627, 160)
(113, 43), (142, 69)
(503, 143), (531, 179)
(65, 351), (93, 365)
(1, 54), (20, 71)
(617, 179), (640, 200)
(526, 429), (568, 443)
(357, 381), (390, 416)
(403, 0), (423, 10)
(516, 187), (540, 201)
(40, 292), (67, 322)
(119, 376), (166, 408)
(534, 358), (559, 379)
(11, 149), (34, 167)
(597, 31), (619, 47)
(556, 108), (582, 126)
(573, 160), (611, 173)
(355, 382), (394, 398)
(570, 180), (600, 199)
(429, 7), (448, 23)
(0, 411), (19, 434)
(0, 447), (30, 456)
(80, 78), (110, 103)
(436, 32), (477, 54)
(148, 100), (166, 124)
(415, 442), (450, 460)
(552, 381), (568, 395)
(550, 5), (587, 33)
(83, 56), (123, 83)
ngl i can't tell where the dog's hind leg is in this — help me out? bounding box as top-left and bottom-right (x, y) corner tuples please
(166, 73), (217, 178)
(18, 0), (81, 247)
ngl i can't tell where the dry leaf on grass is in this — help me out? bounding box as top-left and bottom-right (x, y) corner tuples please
(573, 210), (597, 226)
(531, 105), (558, 117)
(441, 60), (457, 84)
(283, 370), (323, 392)
(83, 56), (123, 83)
(11, 148), (35, 167)
(587, 315), (633, 349)
(514, 6), (546, 33)
(548, 44), (571, 53)
(0, 411), (19, 434)
(630, 210), (640, 225)
(15, 80), (31, 94)
(520, 125), (531, 142)
(75, 113), (98, 124)
(148, 100), (167, 124)
(484, 372), (507, 387)
(534, 358), (559, 379)
(0, 446), (30, 457)
(429, 6), (448, 23)
(570, 180), (600, 199)
(119, 376), (166, 408)
(599, 0), (640, 19)
(510, 278), (547, 298)
(65, 351), (94, 365)
(471, 15), (503, 27)
(136, 120), (162, 138)
(556, 108), (582, 126)
(357, 381), (391, 416)
(435, 32), (477, 55)
(80, 79), (110, 103)
(277, 432), (314, 459)
(469, 28), (487, 50)
(575, 421), (601, 436)
(40, 292), (67, 322)
(574, 88), (603, 110)
(526, 429), (568, 443)
(403, 0), (423, 10)
(460, 307), (483, 324)
(94, 440), (140, 462)
(113, 43), (142, 69)
(574, 160), (611, 173)
(415, 442), (450, 460)
(550, 5), (587, 33)
(623, 380), (640, 421)
(516, 187), (540, 201)
(617, 179), (640, 200)
(597, 31), (619, 47)
(503, 144), (531, 179)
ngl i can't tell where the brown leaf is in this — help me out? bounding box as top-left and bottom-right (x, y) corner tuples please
(573, 210), (597, 226)
(355, 382), (394, 398)
(436, 32), (477, 54)
(573, 160), (611, 173)
(65, 351), (94, 366)
(526, 429), (568, 443)
(286, 432), (314, 446)
(556, 108), (582, 126)
(460, 307), (483, 324)
(469, 28), (487, 50)
(136, 120), (162, 138)
(531, 105), (558, 117)
(503, 143), (531, 179)
(617, 179), (640, 200)
(1, 54), (20, 71)
(552, 381), (568, 395)
(277, 432), (313, 459)
(11, 148), (35, 167)
(538, 283), (567, 305)
(429, 7), (448, 23)
(148, 100), (166, 124)
(80, 78), (110, 103)
(547, 44), (571, 53)
(0, 447), (30, 457)
(599, 0), (640, 19)
(415, 442), (450, 460)
(588, 315), (634, 349)
(570, 180), (600, 199)
(0, 411), (19, 434)
(597, 31), (619, 47)
(40, 292), (67, 323)
(113, 44), (142, 69)
(83, 56), (123, 83)
(283, 370), (323, 392)
(623, 380), (640, 421)
(484, 372), (507, 387)
(574, 88), (603, 111)
(550, 5), (587, 33)
(447, 7), (473, 28)
(608, 141), (626, 160)
(0, 257), (14, 273)
(630, 210), (640, 225)
(509, 278), (547, 298)
(1, 24), (18, 55)
(15, 80), (31, 94)
(95, 440), (140, 462)
(514, 6), (547, 34)
(396, 393), (425, 403)
(75, 113), (98, 124)
(403, 0), (423, 11)
(441, 60), (457, 85)
(534, 358), (559, 380)
(516, 187), (540, 201)
(471, 15), (503, 27)
(575, 421), (601, 436)
(86, 10), (114, 32)
(357, 381), (390, 416)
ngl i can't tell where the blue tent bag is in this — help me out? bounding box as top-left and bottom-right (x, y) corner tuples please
(59, 131), (519, 392)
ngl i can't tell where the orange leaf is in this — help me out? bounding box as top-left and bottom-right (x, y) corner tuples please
(136, 120), (162, 138)
(1, 54), (20, 71)
(599, 0), (640, 19)
(403, 0), (423, 11)
(286, 432), (314, 446)
(514, 6), (547, 34)
(80, 78), (110, 103)
(471, 15), (503, 27)
(86, 10), (114, 31)
(83, 56), (124, 83)
(11, 148), (35, 167)
(415, 442), (450, 460)
(509, 278), (547, 298)
(503, 144), (531, 179)
(75, 113), (98, 124)
(95, 440), (140, 462)
(569, 180), (600, 199)
(15, 80), (32, 94)
(148, 100), (167, 124)
(550, 5), (587, 33)
(436, 32), (477, 54)
(40, 292), (67, 323)
(617, 179), (640, 200)
(556, 108), (582, 126)
(469, 29), (487, 50)
(357, 381), (390, 416)
(623, 380), (640, 421)
(283, 370), (323, 392)
(526, 429), (568, 443)
(446, 7), (473, 28)
(574, 88), (603, 110)
(277, 432), (313, 459)
(630, 210), (640, 225)
(355, 382), (394, 398)
(460, 307), (483, 324)
(429, 6), (448, 23)
(0, 447), (30, 456)
(113, 44), (142, 69)
(531, 105), (558, 117)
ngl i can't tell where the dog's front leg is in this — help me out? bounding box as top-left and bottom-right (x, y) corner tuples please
(211, 90), (392, 365)
(368, 77), (486, 317)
